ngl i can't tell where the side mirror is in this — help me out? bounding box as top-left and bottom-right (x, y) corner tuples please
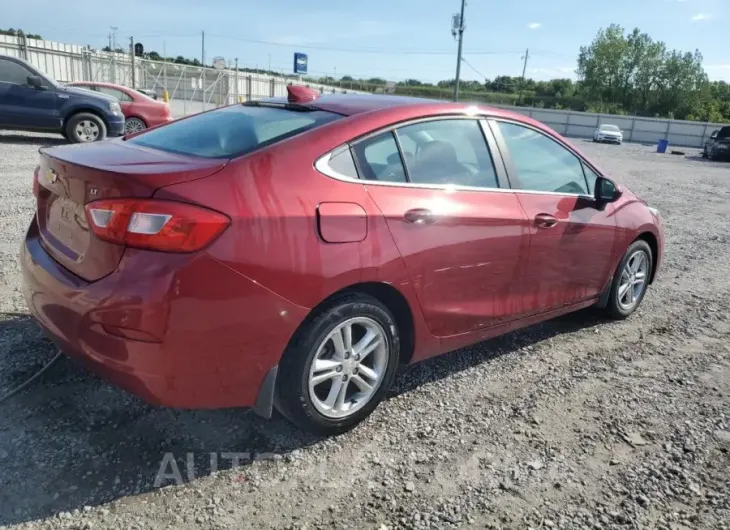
(27, 75), (46, 90)
(595, 177), (621, 203)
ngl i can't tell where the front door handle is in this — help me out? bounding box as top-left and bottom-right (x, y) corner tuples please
(534, 213), (558, 228)
(404, 208), (437, 224)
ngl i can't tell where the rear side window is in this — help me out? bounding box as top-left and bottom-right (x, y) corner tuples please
(396, 119), (499, 188)
(327, 148), (358, 178)
(352, 132), (407, 183)
(127, 105), (342, 158)
(97, 86), (134, 102)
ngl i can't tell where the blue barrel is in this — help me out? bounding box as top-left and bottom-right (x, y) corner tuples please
(657, 139), (669, 153)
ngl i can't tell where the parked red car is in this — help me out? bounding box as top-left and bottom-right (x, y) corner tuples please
(67, 82), (173, 134)
(21, 86), (664, 435)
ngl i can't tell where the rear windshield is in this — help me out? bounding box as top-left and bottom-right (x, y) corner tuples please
(127, 104), (342, 158)
(718, 127), (730, 139)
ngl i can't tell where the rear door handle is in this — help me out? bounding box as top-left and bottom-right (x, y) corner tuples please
(404, 208), (438, 224)
(534, 213), (558, 228)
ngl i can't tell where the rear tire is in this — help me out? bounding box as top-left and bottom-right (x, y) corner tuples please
(275, 293), (400, 435)
(603, 240), (653, 320)
(124, 117), (147, 135)
(66, 113), (107, 143)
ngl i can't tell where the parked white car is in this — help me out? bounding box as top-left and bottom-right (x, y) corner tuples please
(593, 124), (623, 144)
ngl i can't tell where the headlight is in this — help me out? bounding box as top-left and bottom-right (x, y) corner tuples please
(648, 206), (660, 218)
(109, 101), (122, 115)
(717, 144), (728, 149)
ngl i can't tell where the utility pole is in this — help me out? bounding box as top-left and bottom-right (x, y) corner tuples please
(518, 48), (529, 104)
(110, 26), (118, 84)
(201, 30), (206, 109)
(130, 36), (136, 88)
(162, 41), (167, 96)
(452, 0), (466, 102)
(234, 57), (239, 102)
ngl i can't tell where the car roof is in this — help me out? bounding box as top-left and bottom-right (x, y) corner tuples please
(261, 93), (538, 124)
(69, 81), (132, 91)
(261, 93), (430, 116)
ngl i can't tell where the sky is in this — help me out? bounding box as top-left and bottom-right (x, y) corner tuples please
(4, 0), (729, 83)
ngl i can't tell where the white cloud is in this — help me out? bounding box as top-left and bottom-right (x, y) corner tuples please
(528, 22), (541, 29)
(691, 13), (711, 21)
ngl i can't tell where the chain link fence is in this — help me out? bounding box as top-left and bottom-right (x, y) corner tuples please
(1, 34), (364, 118)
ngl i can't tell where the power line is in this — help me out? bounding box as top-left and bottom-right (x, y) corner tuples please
(206, 31), (522, 56)
(461, 57), (487, 80)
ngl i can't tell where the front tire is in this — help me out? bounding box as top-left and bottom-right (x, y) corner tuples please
(275, 293), (400, 435)
(66, 113), (107, 143)
(604, 240), (653, 319)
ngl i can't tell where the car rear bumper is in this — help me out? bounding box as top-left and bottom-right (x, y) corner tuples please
(20, 217), (308, 409)
(146, 115), (175, 128)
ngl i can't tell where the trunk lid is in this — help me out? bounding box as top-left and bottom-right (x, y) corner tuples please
(36, 140), (227, 282)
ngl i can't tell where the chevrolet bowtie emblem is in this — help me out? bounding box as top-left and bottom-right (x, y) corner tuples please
(47, 169), (58, 184)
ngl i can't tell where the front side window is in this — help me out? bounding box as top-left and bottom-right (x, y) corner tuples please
(395, 119), (499, 189)
(127, 105), (342, 158)
(582, 163), (600, 194)
(497, 121), (589, 195)
(0, 59), (33, 86)
(351, 132), (406, 183)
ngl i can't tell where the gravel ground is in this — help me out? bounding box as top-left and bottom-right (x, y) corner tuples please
(1, 131), (729, 530)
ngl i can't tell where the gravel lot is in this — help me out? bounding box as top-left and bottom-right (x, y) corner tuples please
(1, 131), (729, 530)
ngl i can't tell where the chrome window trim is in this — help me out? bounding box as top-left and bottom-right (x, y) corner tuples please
(314, 151), (593, 199)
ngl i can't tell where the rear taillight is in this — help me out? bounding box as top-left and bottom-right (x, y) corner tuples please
(33, 165), (40, 198)
(84, 199), (229, 252)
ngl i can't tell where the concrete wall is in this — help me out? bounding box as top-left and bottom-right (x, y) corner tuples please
(487, 104), (727, 149)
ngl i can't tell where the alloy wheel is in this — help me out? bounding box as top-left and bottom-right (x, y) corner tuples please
(307, 317), (388, 419)
(125, 118), (146, 134)
(617, 250), (649, 311)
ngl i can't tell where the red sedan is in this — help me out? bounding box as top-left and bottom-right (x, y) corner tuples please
(67, 82), (173, 134)
(21, 86), (664, 435)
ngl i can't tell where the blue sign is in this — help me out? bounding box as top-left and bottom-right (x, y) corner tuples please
(293, 52), (308, 75)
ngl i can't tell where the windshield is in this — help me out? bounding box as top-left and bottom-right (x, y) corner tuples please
(127, 105), (342, 158)
(600, 125), (620, 132)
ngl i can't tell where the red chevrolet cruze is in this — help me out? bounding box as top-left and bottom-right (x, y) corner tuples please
(21, 86), (664, 434)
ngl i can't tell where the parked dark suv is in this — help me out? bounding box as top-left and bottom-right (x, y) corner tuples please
(0, 54), (125, 143)
(703, 126), (730, 161)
